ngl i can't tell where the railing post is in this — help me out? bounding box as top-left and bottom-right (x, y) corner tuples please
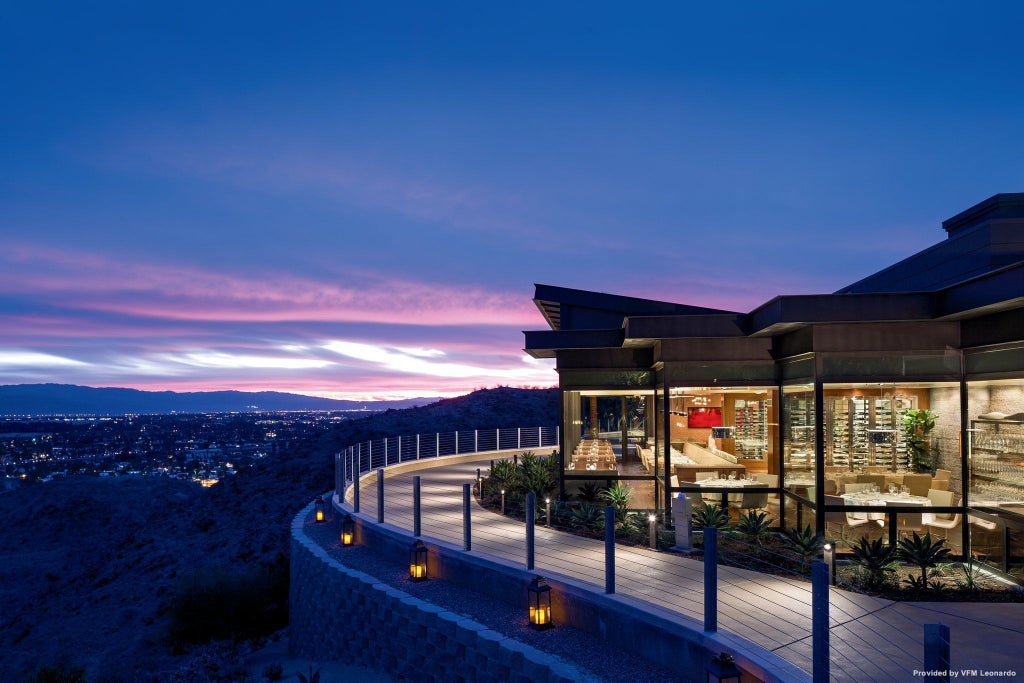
(605, 505), (616, 594)
(353, 464), (361, 514)
(436, 432), (440, 457)
(455, 431), (459, 454)
(704, 526), (717, 632)
(526, 492), (535, 570)
(923, 624), (950, 683)
(416, 433), (420, 460)
(376, 468), (384, 524)
(812, 560), (830, 683)
(334, 453), (342, 501)
(369, 440), (372, 467)
(518, 427), (521, 449)
(475, 429), (478, 452)
(384, 437), (388, 467)
(556, 425), (559, 445)
(413, 475), (421, 537)
(463, 483), (472, 551)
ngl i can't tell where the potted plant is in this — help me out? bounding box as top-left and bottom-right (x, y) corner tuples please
(901, 409), (937, 473)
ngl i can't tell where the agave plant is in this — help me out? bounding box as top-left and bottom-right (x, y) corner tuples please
(897, 531), (951, 590)
(598, 482), (634, 512)
(692, 501), (730, 530)
(575, 483), (601, 502)
(785, 524), (824, 561)
(569, 502), (604, 532)
(519, 451), (556, 498)
(487, 458), (519, 495)
(734, 509), (772, 542)
(849, 536), (896, 589)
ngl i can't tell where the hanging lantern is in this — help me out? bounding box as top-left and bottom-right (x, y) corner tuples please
(314, 495), (326, 523)
(706, 652), (741, 683)
(527, 576), (553, 630)
(409, 540), (428, 582)
(340, 512), (355, 547)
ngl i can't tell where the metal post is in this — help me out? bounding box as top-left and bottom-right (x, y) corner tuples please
(413, 475), (421, 537)
(605, 505), (616, 594)
(369, 440), (372, 468)
(353, 465), (361, 513)
(475, 429), (478, 452)
(436, 432), (440, 457)
(455, 431), (459, 454)
(335, 453), (342, 501)
(501, 489), (506, 516)
(812, 560), (830, 683)
(376, 469), (384, 524)
(384, 437), (388, 467)
(545, 497), (551, 527)
(649, 513), (657, 549)
(526, 492), (536, 570)
(518, 427), (522, 449)
(704, 526), (717, 632)
(416, 433), (420, 460)
(538, 426), (542, 447)
(923, 624), (950, 683)
(823, 541), (836, 586)
(463, 483), (472, 551)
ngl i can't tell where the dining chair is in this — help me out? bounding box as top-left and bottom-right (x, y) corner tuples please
(857, 473), (887, 490)
(755, 474), (780, 516)
(925, 489), (961, 539)
(887, 501), (925, 536)
(902, 473), (932, 497)
(824, 494), (871, 542)
(934, 468), (952, 482)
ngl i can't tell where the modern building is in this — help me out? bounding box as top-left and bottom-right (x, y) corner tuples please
(524, 192), (1024, 581)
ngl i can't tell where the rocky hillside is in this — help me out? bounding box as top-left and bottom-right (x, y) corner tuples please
(0, 387), (557, 681)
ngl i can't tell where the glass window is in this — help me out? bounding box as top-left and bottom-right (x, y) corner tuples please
(968, 380), (1024, 507)
(783, 385), (815, 492)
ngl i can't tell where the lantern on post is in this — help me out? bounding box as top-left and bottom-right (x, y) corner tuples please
(527, 576), (553, 630)
(706, 651), (741, 683)
(314, 495), (326, 523)
(340, 512), (355, 547)
(409, 539), (428, 582)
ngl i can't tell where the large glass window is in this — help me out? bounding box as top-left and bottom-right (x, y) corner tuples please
(968, 380), (1024, 507)
(783, 384), (815, 492)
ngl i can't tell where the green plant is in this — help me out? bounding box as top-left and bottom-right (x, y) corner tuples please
(849, 536), (896, 589)
(296, 666), (320, 683)
(734, 509), (772, 542)
(488, 459), (519, 495)
(901, 409), (938, 473)
(518, 451), (556, 498)
(576, 483), (601, 502)
(692, 501), (730, 530)
(953, 562), (984, 591)
(569, 502), (604, 532)
(785, 524), (824, 561)
(263, 663), (285, 682)
(598, 482), (634, 512)
(897, 531), (951, 590)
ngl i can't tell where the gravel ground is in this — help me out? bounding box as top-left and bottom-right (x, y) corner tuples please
(304, 514), (687, 683)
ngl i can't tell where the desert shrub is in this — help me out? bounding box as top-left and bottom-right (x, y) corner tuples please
(166, 551), (288, 651)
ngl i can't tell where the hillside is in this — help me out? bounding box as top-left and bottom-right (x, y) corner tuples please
(0, 387), (557, 681)
(0, 384), (440, 416)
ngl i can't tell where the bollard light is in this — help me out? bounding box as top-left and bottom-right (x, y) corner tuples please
(545, 497), (551, 527)
(409, 539), (428, 582)
(501, 489), (506, 516)
(340, 512), (355, 547)
(648, 513), (657, 549)
(314, 495), (326, 523)
(527, 576), (553, 630)
(706, 651), (741, 683)
(823, 540), (836, 585)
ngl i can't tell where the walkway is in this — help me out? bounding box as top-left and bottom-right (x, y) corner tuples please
(345, 453), (1024, 682)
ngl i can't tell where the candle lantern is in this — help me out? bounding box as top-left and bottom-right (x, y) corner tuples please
(527, 576), (553, 630)
(409, 539), (428, 582)
(706, 651), (741, 683)
(340, 512), (355, 547)
(314, 495), (326, 523)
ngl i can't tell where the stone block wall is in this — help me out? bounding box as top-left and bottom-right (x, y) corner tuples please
(289, 506), (590, 683)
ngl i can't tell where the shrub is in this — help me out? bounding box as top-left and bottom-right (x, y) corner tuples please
(734, 509), (772, 541)
(785, 524), (824, 561)
(849, 536), (896, 590)
(692, 501), (730, 530)
(897, 532), (951, 590)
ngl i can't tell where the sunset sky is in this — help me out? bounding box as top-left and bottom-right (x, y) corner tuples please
(2, 3), (1023, 400)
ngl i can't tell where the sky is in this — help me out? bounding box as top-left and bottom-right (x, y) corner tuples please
(2, 3), (1023, 401)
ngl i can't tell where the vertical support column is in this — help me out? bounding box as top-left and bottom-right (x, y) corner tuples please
(605, 505), (616, 594)
(812, 560), (830, 683)
(416, 433), (420, 460)
(959, 350), (970, 558)
(413, 475), (421, 537)
(376, 468), (384, 524)
(518, 427), (522, 449)
(923, 624), (950, 683)
(334, 453), (342, 501)
(813, 377), (825, 537)
(704, 526), (717, 632)
(526, 492), (536, 570)
(353, 464), (361, 514)
(463, 483), (472, 551)
(475, 429), (478, 452)
(436, 432), (440, 457)
(384, 437), (388, 467)
(455, 431), (459, 454)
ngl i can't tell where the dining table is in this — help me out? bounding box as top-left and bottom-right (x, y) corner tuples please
(693, 477), (768, 507)
(840, 490), (934, 530)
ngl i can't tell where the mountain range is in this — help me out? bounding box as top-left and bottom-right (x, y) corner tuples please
(0, 383), (441, 416)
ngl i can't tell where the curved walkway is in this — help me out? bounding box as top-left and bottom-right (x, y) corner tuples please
(341, 452), (1024, 682)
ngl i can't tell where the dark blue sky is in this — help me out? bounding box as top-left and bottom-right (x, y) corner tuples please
(1, 3), (1022, 398)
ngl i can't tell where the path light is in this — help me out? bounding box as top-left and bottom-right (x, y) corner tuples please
(527, 576), (553, 630)
(649, 513), (657, 549)
(314, 495), (326, 523)
(706, 651), (741, 683)
(501, 489), (506, 515)
(340, 512), (355, 547)
(823, 540), (836, 585)
(545, 497), (551, 526)
(409, 540), (428, 582)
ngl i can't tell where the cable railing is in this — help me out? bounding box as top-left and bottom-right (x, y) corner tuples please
(337, 425), (559, 481)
